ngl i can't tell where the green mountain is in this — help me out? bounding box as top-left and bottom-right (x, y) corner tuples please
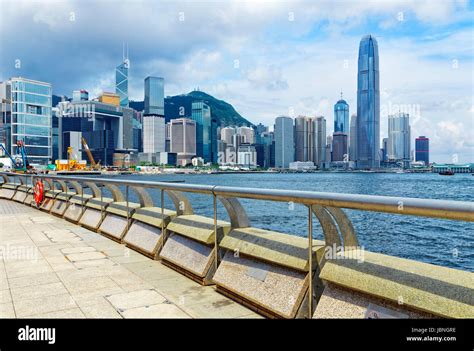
(163, 91), (254, 127)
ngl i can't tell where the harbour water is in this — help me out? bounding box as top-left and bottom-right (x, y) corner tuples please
(112, 172), (473, 272)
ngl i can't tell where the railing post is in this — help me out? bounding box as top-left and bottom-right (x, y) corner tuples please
(100, 183), (104, 219)
(81, 181), (84, 214)
(160, 188), (165, 251)
(126, 185), (129, 231)
(213, 192), (218, 270)
(308, 204), (313, 319)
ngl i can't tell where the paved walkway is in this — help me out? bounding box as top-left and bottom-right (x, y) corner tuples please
(0, 200), (260, 318)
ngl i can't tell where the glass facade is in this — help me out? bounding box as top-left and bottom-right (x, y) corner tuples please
(274, 116), (294, 168)
(115, 60), (129, 107)
(356, 35), (380, 169)
(10, 78), (52, 165)
(387, 112), (410, 164)
(415, 136), (429, 166)
(191, 101), (211, 162)
(334, 99), (349, 134)
(144, 77), (164, 115)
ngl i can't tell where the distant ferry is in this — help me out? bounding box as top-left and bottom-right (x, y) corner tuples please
(439, 170), (455, 176)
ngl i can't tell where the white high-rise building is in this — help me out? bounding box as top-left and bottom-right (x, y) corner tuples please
(220, 127), (235, 145)
(142, 115), (165, 153)
(388, 112), (410, 166)
(237, 126), (255, 144)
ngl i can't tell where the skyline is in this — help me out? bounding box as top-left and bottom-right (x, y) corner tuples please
(0, 0), (473, 163)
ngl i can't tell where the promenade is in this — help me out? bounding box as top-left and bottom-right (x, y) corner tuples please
(0, 199), (259, 318)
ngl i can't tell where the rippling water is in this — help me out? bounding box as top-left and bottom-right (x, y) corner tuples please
(110, 172), (473, 272)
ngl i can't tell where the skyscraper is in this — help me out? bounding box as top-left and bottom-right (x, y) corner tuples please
(236, 126), (255, 144)
(313, 116), (326, 168)
(220, 127), (235, 145)
(191, 101), (211, 162)
(415, 136), (429, 166)
(334, 96), (349, 134)
(295, 116), (314, 162)
(349, 114), (358, 161)
(142, 115), (165, 154)
(356, 35), (380, 169)
(387, 112), (410, 167)
(274, 116), (294, 168)
(115, 47), (129, 107)
(144, 76), (164, 115)
(0, 77), (52, 165)
(169, 118), (196, 166)
(332, 132), (348, 162)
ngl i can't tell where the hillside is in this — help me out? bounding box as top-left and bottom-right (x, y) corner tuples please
(131, 90), (254, 127)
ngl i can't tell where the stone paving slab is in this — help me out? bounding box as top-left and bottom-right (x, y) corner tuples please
(0, 199), (258, 319)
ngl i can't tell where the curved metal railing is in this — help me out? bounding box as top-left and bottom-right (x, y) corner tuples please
(1, 171), (473, 317)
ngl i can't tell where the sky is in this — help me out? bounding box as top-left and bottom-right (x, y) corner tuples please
(1, 0), (473, 163)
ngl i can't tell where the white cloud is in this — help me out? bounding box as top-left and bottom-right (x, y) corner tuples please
(0, 0), (472, 162)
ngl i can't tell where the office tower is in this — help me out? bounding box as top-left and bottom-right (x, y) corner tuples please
(211, 118), (218, 163)
(217, 140), (226, 164)
(142, 115), (165, 153)
(415, 136), (429, 166)
(237, 126), (255, 144)
(334, 96), (349, 134)
(255, 123), (268, 134)
(191, 101), (211, 162)
(237, 144), (257, 167)
(332, 132), (348, 162)
(0, 77), (52, 165)
(325, 135), (332, 166)
(356, 35), (380, 169)
(382, 137), (388, 162)
(232, 133), (245, 150)
(72, 90), (89, 102)
(0, 82), (11, 155)
(274, 116), (294, 168)
(313, 116), (326, 168)
(221, 127), (235, 145)
(388, 112), (410, 167)
(59, 99), (134, 165)
(295, 116), (314, 162)
(169, 118), (196, 166)
(260, 131), (274, 168)
(349, 114), (358, 161)
(144, 76), (164, 115)
(52, 107), (60, 161)
(115, 47), (129, 107)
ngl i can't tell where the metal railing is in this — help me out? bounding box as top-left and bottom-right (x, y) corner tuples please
(1, 171), (473, 317)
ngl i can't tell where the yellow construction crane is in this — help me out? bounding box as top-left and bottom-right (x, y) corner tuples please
(81, 137), (100, 170)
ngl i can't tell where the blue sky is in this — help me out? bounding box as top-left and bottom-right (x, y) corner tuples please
(0, 0), (473, 162)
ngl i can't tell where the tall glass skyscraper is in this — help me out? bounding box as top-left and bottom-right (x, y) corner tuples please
(334, 98), (349, 134)
(7, 77), (52, 165)
(274, 116), (294, 168)
(356, 35), (380, 169)
(144, 76), (164, 115)
(191, 101), (211, 162)
(116, 58), (129, 107)
(415, 136), (429, 166)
